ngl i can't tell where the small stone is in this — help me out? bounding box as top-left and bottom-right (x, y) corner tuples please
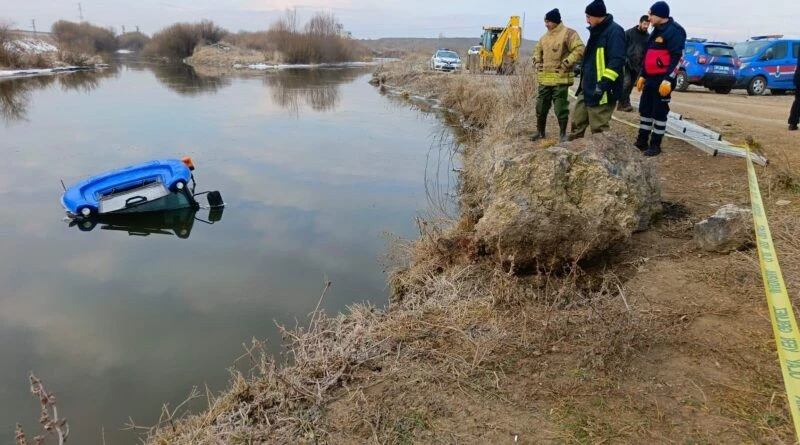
(694, 204), (753, 253)
(776, 200), (791, 206)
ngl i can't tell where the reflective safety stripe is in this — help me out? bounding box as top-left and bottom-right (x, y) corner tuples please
(596, 48), (605, 81)
(538, 71), (575, 85)
(653, 120), (667, 135)
(602, 68), (619, 81)
(640, 117), (654, 123)
(596, 47), (608, 105)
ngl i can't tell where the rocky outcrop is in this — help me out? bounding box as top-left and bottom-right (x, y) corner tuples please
(474, 132), (662, 269)
(694, 204), (753, 253)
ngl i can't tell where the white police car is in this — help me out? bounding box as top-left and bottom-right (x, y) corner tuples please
(430, 49), (462, 71)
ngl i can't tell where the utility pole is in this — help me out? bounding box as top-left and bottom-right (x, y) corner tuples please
(122, 25), (126, 34)
(31, 19), (36, 36)
(135, 25), (139, 33)
(78, 2), (83, 21)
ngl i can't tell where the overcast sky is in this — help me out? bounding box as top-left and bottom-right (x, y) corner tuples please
(2, 0), (796, 42)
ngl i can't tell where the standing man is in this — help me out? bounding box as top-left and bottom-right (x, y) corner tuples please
(789, 63), (799, 131)
(530, 8), (585, 142)
(568, 0), (626, 140)
(634, 1), (686, 156)
(618, 15), (650, 112)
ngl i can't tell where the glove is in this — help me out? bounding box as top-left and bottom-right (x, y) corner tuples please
(595, 79), (611, 97)
(635, 76), (645, 92)
(659, 80), (672, 97)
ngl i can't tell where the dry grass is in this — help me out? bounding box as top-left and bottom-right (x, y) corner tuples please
(15, 373), (69, 445)
(186, 43), (269, 67)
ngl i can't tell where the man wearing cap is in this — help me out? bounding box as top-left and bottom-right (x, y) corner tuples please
(618, 15), (651, 112)
(634, 1), (686, 156)
(530, 8), (585, 142)
(568, 0), (626, 140)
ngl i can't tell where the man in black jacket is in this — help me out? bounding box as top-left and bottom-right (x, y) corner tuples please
(618, 15), (650, 112)
(790, 64), (800, 131)
(634, 1), (686, 156)
(568, 0), (626, 139)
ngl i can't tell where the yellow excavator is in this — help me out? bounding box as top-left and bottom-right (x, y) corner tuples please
(470, 16), (522, 74)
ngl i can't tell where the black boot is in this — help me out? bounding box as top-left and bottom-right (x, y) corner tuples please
(634, 131), (649, 151)
(529, 119), (547, 141)
(790, 124), (799, 131)
(558, 120), (568, 142)
(643, 140), (661, 157)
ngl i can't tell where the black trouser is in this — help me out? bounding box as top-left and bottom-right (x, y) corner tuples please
(637, 80), (671, 149)
(790, 89), (800, 126)
(620, 65), (639, 107)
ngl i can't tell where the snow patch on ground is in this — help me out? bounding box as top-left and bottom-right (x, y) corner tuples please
(3, 39), (58, 54)
(232, 59), (400, 71)
(0, 66), (101, 79)
(116, 49), (135, 54)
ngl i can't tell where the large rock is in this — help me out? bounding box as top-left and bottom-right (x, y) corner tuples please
(474, 132), (661, 269)
(694, 204), (753, 253)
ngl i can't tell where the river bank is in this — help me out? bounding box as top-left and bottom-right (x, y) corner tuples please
(141, 60), (800, 444)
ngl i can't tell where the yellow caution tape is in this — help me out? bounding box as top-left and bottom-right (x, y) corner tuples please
(746, 151), (800, 438)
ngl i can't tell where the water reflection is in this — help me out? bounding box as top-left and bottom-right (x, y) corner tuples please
(2, 61), (364, 123)
(146, 62), (363, 113)
(264, 68), (362, 114)
(0, 67), (119, 123)
(148, 63), (232, 96)
(68, 206), (224, 238)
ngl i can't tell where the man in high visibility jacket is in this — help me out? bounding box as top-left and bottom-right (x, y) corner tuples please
(634, 1), (686, 156)
(530, 8), (585, 142)
(568, 0), (626, 140)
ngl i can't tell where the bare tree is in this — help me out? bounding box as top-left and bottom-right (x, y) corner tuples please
(305, 12), (340, 37)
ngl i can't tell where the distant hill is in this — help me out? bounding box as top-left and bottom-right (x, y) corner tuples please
(357, 37), (537, 58)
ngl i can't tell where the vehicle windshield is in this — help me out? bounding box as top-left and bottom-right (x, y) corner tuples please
(436, 51), (459, 59)
(704, 45), (736, 57)
(733, 41), (771, 58)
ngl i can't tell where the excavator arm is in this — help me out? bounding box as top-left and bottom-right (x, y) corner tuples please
(478, 16), (521, 74)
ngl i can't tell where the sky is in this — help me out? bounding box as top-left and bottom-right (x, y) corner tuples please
(2, 0), (797, 42)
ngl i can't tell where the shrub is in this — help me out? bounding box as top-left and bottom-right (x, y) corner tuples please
(143, 20), (227, 60)
(269, 12), (369, 64)
(0, 21), (15, 67)
(116, 31), (150, 51)
(51, 20), (117, 54)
